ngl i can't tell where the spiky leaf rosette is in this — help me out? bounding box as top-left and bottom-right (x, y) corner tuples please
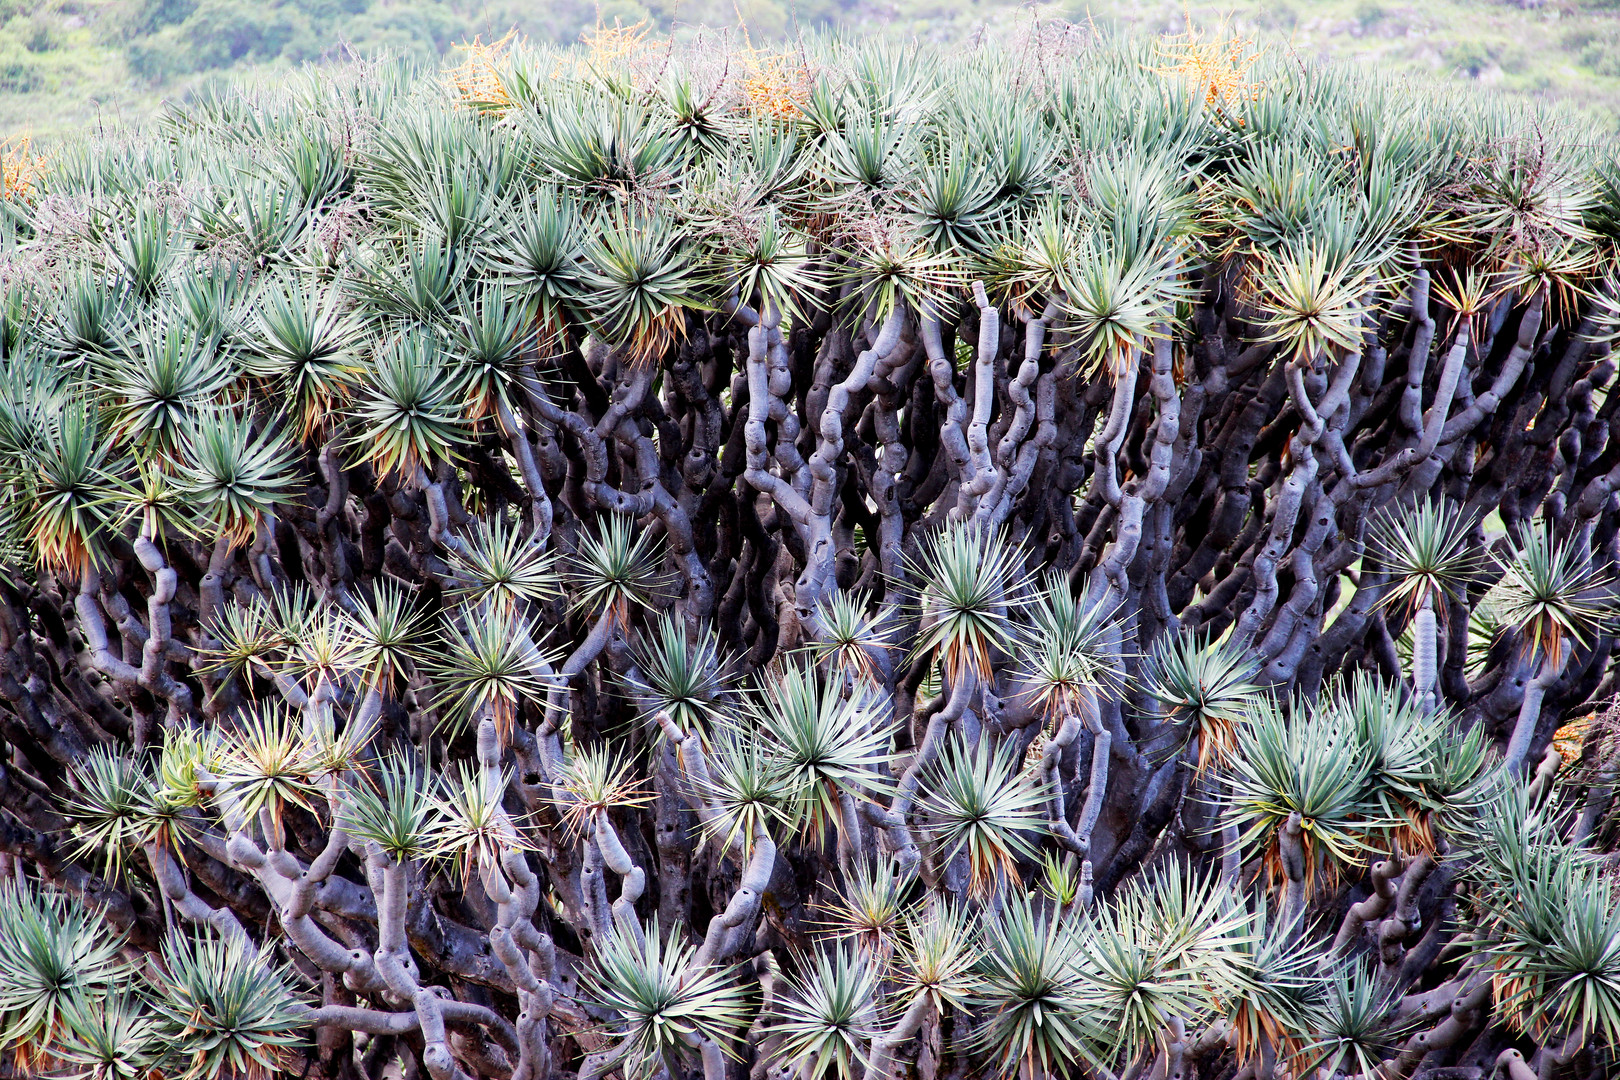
(1328, 672), (1474, 852)
(146, 930), (307, 1080)
(1223, 697), (1389, 899)
(100, 460), (195, 543)
(489, 192), (582, 344)
(341, 752), (437, 864)
(430, 760), (536, 887)
(429, 605), (555, 743)
(1494, 523), (1617, 667)
(209, 705), (320, 835)
(27, 401), (113, 572)
(833, 218), (965, 325)
(1306, 962), (1417, 1078)
(909, 521), (1031, 687)
(199, 595), (282, 685)
(1367, 497), (1484, 615)
(108, 202), (177, 302)
(1062, 870), (1252, 1068)
(0, 880), (130, 1064)
(60, 747), (193, 877)
(577, 210), (706, 367)
(806, 589), (894, 684)
(1219, 906), (1327, 1072)
(447, 513), (560, 613)
(625, 611), (734, 735)
(1143, 628), (1265, 772)
(446, 286), (534, 420)
(528, 91), (683, 193)
(1037, 849), (1086, 908)
(748, 660), (896, 842)
(894, 900), (982, 1016)
(910, 143), (999, 256)
(1065, 233), (1191, 381)
(349, 234), (465, 323)
(918, 732), (1048, 899)
(96, 322), (234, 457)
(690, 720), (792, 857)
(1250, 241), (1376, 366)
(568, 512), (667, 626)
(242, 276), (361, 440)
(579, 919), (750, 1080)
(1015, 575), (1124, 722)
(60, 747), (162, 879)
(1474, 820), (1620, 1050)
(350, 329), (470, 480)
(52, 990), (166, 1080)
(971, 892), (1090, 1079)
(178, 407), (301, 545)
(346, 579), (429, 691)
(767, 945), (883, 1080)
(286, 603), (364, 686)
(555, 742), (656, 837)
(818, 858), (914, 956)
(709, 206), (823, 327)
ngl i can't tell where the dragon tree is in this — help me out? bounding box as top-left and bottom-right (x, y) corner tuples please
(0, 20), (1617, 1080)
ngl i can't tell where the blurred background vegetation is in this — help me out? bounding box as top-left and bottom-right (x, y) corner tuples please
(2, 0), (1620, 142)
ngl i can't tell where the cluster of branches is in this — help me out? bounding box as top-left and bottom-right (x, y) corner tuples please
(0, 23), (1619, 1080)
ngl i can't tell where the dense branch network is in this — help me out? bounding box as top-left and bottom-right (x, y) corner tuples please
(0, 23), (1618, 1080)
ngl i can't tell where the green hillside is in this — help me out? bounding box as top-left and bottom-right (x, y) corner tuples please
(2, 0), (1620, 141)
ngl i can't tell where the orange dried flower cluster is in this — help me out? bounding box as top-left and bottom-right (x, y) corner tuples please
(449, 21), (661, 113)
(446, 33), (517, 112)
(1, 135), (45, 201)
(1552, 714), (1593, 765)
(580, 17), (656, 71)
(1153, 18), (1263, 114)
(741, 50), (813, 120)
